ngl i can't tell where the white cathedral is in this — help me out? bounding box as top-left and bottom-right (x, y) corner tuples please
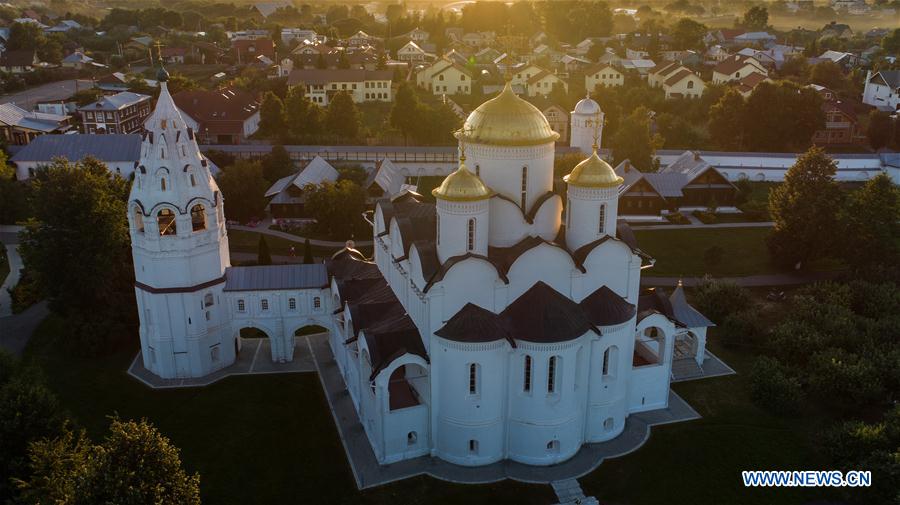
(129, 68), (714, 468)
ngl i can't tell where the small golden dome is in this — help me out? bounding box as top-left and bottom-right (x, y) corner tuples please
(564, 150), (623, 188)
(456, 82), (560, 147)
(432, 161), (493, 201)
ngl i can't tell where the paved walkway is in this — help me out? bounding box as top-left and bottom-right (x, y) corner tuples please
(308, 335), (703, 490)
(127, 336), (318, 389)
(228, 223), (373, 248)
(642, 270), (840, 288)
(0, 235), (23, 317)
(552, 479), (598, 505)
(0, 79), (93, 109)
(630, 221), (774, 231)
(0, 225), (49, 357)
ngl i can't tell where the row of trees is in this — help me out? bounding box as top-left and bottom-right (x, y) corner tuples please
(259, 89), (361, 143)
(0, 350), (200, 503)
(390, 83), (461, 145)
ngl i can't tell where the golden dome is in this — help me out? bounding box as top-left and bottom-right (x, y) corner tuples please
(456, 82), (559, 147)
(564, 150), (623, 188)
(432, 161), (493, 201)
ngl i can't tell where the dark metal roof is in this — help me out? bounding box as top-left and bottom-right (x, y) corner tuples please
(423, 252), (508, 293)
(500, 281), (599, 343)
(11, 134), (142, 163)
(223, 264), (328, 291)
(668, 284), (715, 328)
(579, 286), (636, 326)
(435, 303), (514, 346)
(325, 249), (380, 280)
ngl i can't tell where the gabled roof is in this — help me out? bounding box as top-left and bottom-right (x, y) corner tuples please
(669, 283), (715, 327)
(435, 303), (514, 346)
(264, 156), (338, 197)
(11, 134), (140, 163)
(652, 61), (681, 78)
(223, 264), (328, 291)
(80, 91), (151, 111)
(585, 63), (620, 76)
(713, 54), (762, 75)
(663, 68), (696, 87)
(501, 281), (598, 343)
(0, 103), (69, 132)
(173, 88), (260, 127)
(870, 70), (900, 88)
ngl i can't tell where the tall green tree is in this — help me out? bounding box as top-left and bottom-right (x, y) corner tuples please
(18, 158), (135, 352)
(261, 144), (294, 184)
(325, 91), (360, 141)
(302, 238), (313, 264)
(710, 87), (745, 150)
(743, 81), (823, 151)
(609, 106), (662, 172)
(215, 159), (270, 222)
(18, 419), (201, 505)
(767, 147), (843, 269)
(0, 150), (28, 224)
(867, 110), (892, 151)
(839, 174), (900, 271)
(670, 18), (707, 51)
(303, 180), (368, 240)
(390, 83), (420, 144)
(741, 5), (768, 30)
(881, 27), (900, 54)
(257, 235), (272, 265)
(284, 87), (321, 140)
(258, 91), (286, 139)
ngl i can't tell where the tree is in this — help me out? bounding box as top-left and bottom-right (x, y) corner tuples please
(809, 61), (849, 94)
(609, 106), (662, 171)
(671, 18), (706, 51)
(749, 356), (804, 415)
(261, 144), (294, 184)
(779, 56), (810, 82)
(7, 22), (45, 51)
(258, 91), (286, 139)
(18, 158), (135, 353)
(302, 238), (313, 264)
(19, 419), (201, 505)
(881, 27), (900, 55)
(390, 83), (420, 144)
(284, 87), (321, 140)
(0, 150), (28, 224)
(743, 81), (823, 151)
(325, 91), (360, 141)
(767, 147), (843, 269)
(839, 174), (900, 271)
(257, 235), (272, 265)
(215, 159), (270, 222)
(867, 110), (892, 150)
(741, 5), (768, 30)
(303, 180), (368, 240)
(0, 363), (66, 501)
(708, 88), (745, 150)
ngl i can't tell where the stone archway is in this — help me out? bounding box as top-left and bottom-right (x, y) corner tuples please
(673, 331), (699, 362)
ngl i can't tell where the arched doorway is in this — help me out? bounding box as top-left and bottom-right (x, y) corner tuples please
(387, 364), (428, 411)
(673, 331), (699, 362)
(633, 326), (667, 367)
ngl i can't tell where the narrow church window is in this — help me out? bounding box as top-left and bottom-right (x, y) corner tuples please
(237, 299), (245, 312)
(475, 164), (480, 177)
(157, 209), (176, 236)
(523, 355), (532, 392)
(160, 178), (167, 191)
(261, 299), (269, 311)
(436, 214), (440, 245)
(602, 347), (610, 376)
(134, 209), (144, 233)
(204, 293), (214, 307)
(313, 297), (321, 309)
(468, 439), (478, 454)
(467, 218), (475, 251)
(191, 204), (206, 231)
(598, 204), (606, 234)
(468, 363), (478, 395)
(190, 173), (196, 186)
(407, 431), (417, 445)
(211, 346), (220, 363)
(520, 166), (528, 209)
(289, 298), (296, 310)
(547, 356), (558, 393)
(604, 417), (614, 431)
(205, 311), (211, 321)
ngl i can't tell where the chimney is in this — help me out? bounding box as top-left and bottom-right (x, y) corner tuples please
(693, 151), (701, 161)
(624, 161), (630, 173)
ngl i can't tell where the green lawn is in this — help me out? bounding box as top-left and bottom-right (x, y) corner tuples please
(23, 316), (554, 505)
(227, 229), (374, 260)
(634, 228), (778, 277)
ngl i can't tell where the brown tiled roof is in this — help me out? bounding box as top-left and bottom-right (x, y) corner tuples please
(652, 61), (681, 77)
(664, 68), (694, 86)
(500, 281), (598, 343)
(579, 285), (636, 326)
(173, 89), (260, 135)
(0, 49), (36, 68)
(714, 54), (758, 75)
(435, 303), (514, 346)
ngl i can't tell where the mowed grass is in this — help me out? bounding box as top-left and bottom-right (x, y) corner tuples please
(22, 316), (554, 505)
(634, 227), (777, 277)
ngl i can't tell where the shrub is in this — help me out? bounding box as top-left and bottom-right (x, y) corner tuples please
(719, 308), (763, 348)
(692, 276), (752, 323)
(749, 356), (804, 415)
(665, 211), (690, 224)
(10, 270), (41, 314)
(693, 210), (717, 224)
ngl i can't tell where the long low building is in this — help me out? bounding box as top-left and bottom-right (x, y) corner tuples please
(11, 133), (219, 180)
(200, 144), (897, 183)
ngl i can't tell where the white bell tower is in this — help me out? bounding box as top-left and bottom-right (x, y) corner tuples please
(128, 62), (233, 379)
(570, 94), (603, 154)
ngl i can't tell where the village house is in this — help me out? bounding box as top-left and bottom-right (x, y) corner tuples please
(232, 38), (276, 64)
(526, 69), (567, 98)
(736, 73), (770, 97)
(79, 92), (152, 134)
(585, 64), (624, 91)
(61, 51), (95, 70)
(661, 68), (705, 99)
(265, 156), (338, 218)
(862, 70), (900, 111)
(10, 134), (141, 179)
(0, 49), (39, 73)
(397, 41), (428, 63)
(426, 62), (474, 95)
(810, 85), (865, 146)
(541, 104), (569, 143)
(820, 22), (854, 39)
(712, 55), (767, 85)
(817, 50), (860, 70)
(161, 47), (188, 64)
(281, 28), (320, 45)
(347, 31), (378, 48)
(0, 103), (72, 145)
(173, 88), (260, 145)
(287, 69), (393, 106)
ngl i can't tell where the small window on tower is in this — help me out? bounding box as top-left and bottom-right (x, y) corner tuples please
(157, 209), (176, 236)
(191, 204), (206, 232)
(467, 218), (475, 251)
